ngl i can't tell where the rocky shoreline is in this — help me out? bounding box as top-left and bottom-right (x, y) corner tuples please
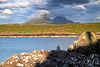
(0, 33), (100, 38)
(0, 31), (100, 67)
(0, 50), (100, 67)
(0, 33), (80, 38)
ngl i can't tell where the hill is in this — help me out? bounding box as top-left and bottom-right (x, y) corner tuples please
(23, 14), (79, 25)
(23, 14), (54, 25)
(52, 16), (74, 24)
(0, 22), (100, 34)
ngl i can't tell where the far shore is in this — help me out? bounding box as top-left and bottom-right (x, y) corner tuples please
(0, 33), (100, 38)
(0, 33), (80, 38)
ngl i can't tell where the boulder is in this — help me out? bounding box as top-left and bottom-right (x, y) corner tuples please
(1, 50), (100, 67)
(1, 54), (22, 67)
(68, 31), (100, 56)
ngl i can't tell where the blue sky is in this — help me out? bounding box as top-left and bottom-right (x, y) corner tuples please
(0, 0), (100, 24)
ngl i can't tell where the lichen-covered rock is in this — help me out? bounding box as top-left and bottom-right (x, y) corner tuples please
(68, 31), (100, 56)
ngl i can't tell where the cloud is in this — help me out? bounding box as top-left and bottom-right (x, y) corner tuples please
(0, 0), (100, 24)
(48, 9), (72, 17)
(30, 0), (52, 9)
(31, 0), (47, 5)
(84, 0), (100, 14)
(96, 17), (100, 19)
(27, 10), (49, 18)
(38, 10), (49, 14)
(30, 0), (89, 9)
(0, 0), (8, 2)
(72, 5), (86, 10)
(86, 17), (100, 22)
(0, 13), (10, 18)
(0, 15), (9, 18)
(12, 7), (31, 14)
(0, 1), (29, 8)
(0, 10), (3, 12)
(2, 9), (13, 15)
(49, 0), (89, 4)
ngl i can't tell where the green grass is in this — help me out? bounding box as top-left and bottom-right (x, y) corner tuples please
(0, 22), (100, 34)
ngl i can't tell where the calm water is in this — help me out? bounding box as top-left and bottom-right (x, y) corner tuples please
(0, 37), (78, 63)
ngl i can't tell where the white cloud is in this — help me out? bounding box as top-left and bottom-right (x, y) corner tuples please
(30, 0), (49, 9)
(96, 17), (100, 19)
(27, 13), (41, 18)
(0, 1), (29, 8)
(0, 10), (3, 12)
(73, 5), (86, 10)
(89, 0), (100, 5)
(12, 7), (31, 14)
(0, 15), (9, 18)
(0, 0), (8, 2)
(38, 10), (49, 14)
(2, 9), (13, 15)
(84, 0), (100, 6)
(27, 10), (49, 18)
(31, 0), (47, 5)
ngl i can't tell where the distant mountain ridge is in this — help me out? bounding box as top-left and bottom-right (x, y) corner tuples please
(23, 14), (79, 25)
(23, 14), (53, 25)
(52, 16), (74, 24)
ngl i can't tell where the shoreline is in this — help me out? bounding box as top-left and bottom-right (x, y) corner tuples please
(0, 33), (100, 38)
(0, 33), (80, 38)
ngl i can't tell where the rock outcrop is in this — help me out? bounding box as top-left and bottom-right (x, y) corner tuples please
(1, 50), (100, 67)
(68, 31), (100, 56)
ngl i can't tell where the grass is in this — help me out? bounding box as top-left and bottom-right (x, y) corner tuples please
(0, 22), (100, 34)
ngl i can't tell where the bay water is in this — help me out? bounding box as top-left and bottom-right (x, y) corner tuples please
(0, 37), (78, 63)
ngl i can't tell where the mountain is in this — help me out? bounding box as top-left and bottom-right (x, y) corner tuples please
(52, 16), (74, 24)
(40, 14), (52, 21)
(23, 14), (79, 25)
(23, 14), (53, 25)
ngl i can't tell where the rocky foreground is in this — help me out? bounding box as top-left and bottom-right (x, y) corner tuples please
(0, 31), (100, 67)
(0, 50), (100, 67)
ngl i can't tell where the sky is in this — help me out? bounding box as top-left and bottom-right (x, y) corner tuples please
(0, 0), (100, 24)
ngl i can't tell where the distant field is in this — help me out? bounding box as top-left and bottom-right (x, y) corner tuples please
(0, 23), (100, 34)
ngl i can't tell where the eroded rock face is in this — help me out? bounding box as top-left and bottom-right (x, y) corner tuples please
(68, 31), (100, 56)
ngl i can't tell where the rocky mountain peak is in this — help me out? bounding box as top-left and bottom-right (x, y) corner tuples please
(40, 14), (51, 21)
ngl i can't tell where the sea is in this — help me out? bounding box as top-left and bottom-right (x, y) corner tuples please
(0, 37), (78, 63)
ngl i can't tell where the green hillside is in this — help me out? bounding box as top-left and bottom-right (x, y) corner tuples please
(23, 19), (53, 25)
(0, 23), (100, 34)
(23, 14), (54, 25)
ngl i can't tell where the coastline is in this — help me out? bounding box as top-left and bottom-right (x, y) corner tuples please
(0, 32), (100, 67)
(0, 33), (80, 38)
(0, 33), (100, 38)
